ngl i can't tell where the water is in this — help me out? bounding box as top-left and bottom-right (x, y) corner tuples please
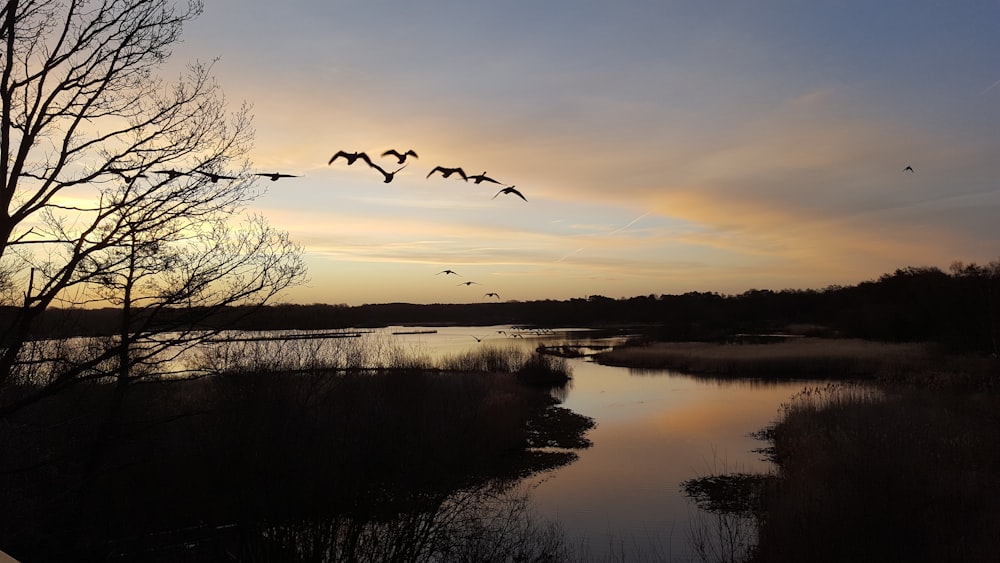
(375, 325), (809, 562)
(530, 362), (803, 561)
(183, 324), (808, 561)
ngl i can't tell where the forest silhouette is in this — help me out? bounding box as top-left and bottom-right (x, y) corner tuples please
(13, 262), (1000, 356)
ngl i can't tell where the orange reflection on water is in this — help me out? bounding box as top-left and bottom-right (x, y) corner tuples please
(530, 360), (808, 560)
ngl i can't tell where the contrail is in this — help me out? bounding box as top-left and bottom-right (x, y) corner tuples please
(981, 78), (1000, 95)
(608, 211), (651, 236)
(553, 211), (653, 263)
(553, 247), (584, 263)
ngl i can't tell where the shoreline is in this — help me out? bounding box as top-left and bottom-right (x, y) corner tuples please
(594, 337), (937, 380)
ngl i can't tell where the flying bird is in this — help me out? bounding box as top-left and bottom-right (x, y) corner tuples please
(468, 172), (502, 185)
(903, 166), (914, 173)
(492, 186), (527, 201)
(108, 169), (147, 182)
(197, 171), (238, 183)
(369, 162), (406, 183)
(457, 281), (480, 286)
(329, 151), (373, 166)
(255, 172), (299, 181)
(427, 166), (468, 181)
(437, 269), (460, 276)
(155, 169), (187, 179)
(381, 149), (418, 163)
(484, 292), (500, 299)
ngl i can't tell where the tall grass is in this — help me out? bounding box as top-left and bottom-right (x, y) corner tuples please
(440, 343), (571, 386)
(752, 379), (1000, 563)
(0, 338), (584, 561)
(252, 482), (568, 562)
(596, 338), (932, 380)
(194, 330), (431, 373)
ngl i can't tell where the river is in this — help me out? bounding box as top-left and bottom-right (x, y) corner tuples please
(376, 325), (809, 562)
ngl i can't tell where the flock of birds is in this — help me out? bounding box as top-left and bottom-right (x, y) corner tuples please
(127, 148), (528, 201)
(436, 269), (502, 301)
(323, 148), (528, 301)
(116, 147), (529, 302)
(120, 153), (921, 305)
(326, 148), (527, 201)
(130, 147), (530, 301)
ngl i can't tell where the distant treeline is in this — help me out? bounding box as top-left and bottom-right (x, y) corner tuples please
(8, 262), (1000, 354)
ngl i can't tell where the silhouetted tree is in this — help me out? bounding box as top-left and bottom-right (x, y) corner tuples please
(0, 0), (306, 417)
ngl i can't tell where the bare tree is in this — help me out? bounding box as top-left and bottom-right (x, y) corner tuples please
(0, 0), (307, 416)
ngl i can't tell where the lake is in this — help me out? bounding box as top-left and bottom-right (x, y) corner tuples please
(372, 325), (810, 562)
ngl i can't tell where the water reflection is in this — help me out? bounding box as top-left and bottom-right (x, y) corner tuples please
(625, 366), (815, 388)
(246, 482), (567, 562)
(528, 357), (809, 562)
(8, 326), (810, 562)
(332, 326), (808, 562)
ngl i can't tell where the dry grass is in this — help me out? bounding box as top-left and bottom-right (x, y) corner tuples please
(596, 338), (932, 380)
(753, 381), (1000, 563)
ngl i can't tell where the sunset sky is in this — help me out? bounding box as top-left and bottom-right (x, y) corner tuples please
(170, 1), (1000, 305)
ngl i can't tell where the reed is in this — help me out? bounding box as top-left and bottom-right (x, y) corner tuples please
(0, 339), (583, 560)
(752, 378), (1000, 562)
(596, 338), (932, 380)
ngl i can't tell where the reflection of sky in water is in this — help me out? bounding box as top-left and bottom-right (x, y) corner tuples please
(381, 327), (807, 561)
(180, 325), (806, 560)
(530, 359), (807, 561)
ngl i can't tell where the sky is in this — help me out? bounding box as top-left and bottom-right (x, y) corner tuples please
(167, 1), (1000, 305)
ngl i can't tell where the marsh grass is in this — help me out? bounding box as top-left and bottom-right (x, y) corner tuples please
(0, 339), (584, 561)
(439, 343), (528, 373)
(752, 379), (1000, 563)
(633, 338), (1000, 562)
(441, 343), (572, 387)
(195, 330), (431, 373)
(680, 453), (770, 563)
(596, 338), (932, 380)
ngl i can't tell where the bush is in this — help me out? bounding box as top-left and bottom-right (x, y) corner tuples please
(516, 353), (571, 387)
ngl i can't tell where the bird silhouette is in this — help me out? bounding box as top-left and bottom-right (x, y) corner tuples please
(492, 186), (527, 201)
(155, 169), (187, 179)
(437, 269), (460, 276)
(457, 281), (480, 286)
(108, 169), (147, 182)
(255, 172), (299, 181)
(903, 166), (914, 173)
(197, 171), (238, 183)
(381, 149), (418, 164)
(468, 335), (484, 342)
(329, 151), (374, 166)
(368, 162), (406, 183)
(427, 166), (468, 181)
(484, 292), (500, 299)
(468, 172), (502, 185)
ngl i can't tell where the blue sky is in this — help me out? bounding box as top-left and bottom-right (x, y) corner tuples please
(169, 1), (1000, 305)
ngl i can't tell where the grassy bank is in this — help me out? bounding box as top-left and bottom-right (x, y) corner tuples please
(608, 337), (1000, 562)
(752, 378), (1000, 563)
(595, 337), (934, 379)
(0, 345), (588, 561)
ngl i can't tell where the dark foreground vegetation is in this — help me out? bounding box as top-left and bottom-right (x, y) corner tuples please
(752, 379), (1000, 563)
(0, 346), (586, 562)
(662, 339), (1000, 563)
(4, 260), (1000, 561)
